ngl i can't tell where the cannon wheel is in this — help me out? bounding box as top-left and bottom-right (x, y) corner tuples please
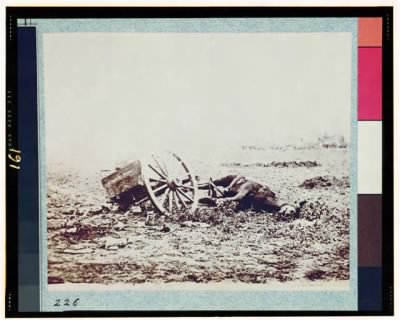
(141, 151), (199, 216)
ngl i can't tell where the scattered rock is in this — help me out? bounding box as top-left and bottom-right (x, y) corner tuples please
(180, 221), (193, 228)
(62, 210), (75, 215)
(298, 201), (326, 221)
(193, 222), (210, 228)
(300, 176), (350, 189)
(145, 212), (157, 226)
(61, 248), (94, 254)
(102, 237), (132, 250)
(130, 206), (142, 214)
(160, 224), (171, 232)
(63, 226), (78, 234)
(184, 273), (211, 283)
(113, 221), (125, 231)
(89, 205), (111, 215)
(48, 276), (64, 284)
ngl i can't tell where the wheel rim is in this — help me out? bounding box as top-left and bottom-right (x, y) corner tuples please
(141, 151), (198, 215)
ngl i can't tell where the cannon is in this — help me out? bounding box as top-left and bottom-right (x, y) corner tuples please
(101, 151), (199, 215)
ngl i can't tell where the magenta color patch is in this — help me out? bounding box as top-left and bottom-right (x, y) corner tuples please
(358, 48), (382, 120)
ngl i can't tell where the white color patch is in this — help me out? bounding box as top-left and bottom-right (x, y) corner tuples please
(357, 121), (382, 194)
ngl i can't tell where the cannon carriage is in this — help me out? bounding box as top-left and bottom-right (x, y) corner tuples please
(101, 151), (199, 215)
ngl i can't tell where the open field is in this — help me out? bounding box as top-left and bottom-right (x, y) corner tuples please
(47, 145), (350, 286)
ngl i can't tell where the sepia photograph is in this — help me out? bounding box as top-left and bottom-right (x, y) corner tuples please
(43, 31), (353, 290)
(6, 6), (394, 315)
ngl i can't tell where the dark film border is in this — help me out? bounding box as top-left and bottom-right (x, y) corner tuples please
(6, 7), (19, 316)
(381, 9), (394, 315)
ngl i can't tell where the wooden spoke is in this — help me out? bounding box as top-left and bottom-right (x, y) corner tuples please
(177, 184), (194, 190)
(176, 188), (194, 203)
(209, 179), (224, 196)
(168, 191), (173, 213)
(173, 191), (181, 210)
(148, 164), (167, 180)
(152, 183), (168, 194)
(159, 189), (170, 208)
(177, 175), (191, 185)
(152, 154), (168, 176)
(135, 195), (149, 205)
(171, 159), (182, 178)
(141, 152), (198, 215)
(149, 177), (166, 184)
(175, 191), (188, 209)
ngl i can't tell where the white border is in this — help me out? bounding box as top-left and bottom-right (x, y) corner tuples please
(1, 1), (398, 320)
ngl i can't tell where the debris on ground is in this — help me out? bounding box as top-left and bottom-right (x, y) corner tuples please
(222, 160), (321, 168)
(300, 176), (350, 189)
(47, 147), (350, 285)
(60, 248), (94, 255)
(101, 237), (132, 250)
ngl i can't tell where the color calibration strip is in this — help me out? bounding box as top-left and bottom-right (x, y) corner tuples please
(357, 17), (383, 311)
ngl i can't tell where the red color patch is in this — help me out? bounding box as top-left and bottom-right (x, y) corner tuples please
(358, 48), (382, 120)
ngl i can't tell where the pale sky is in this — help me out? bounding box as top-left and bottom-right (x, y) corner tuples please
(43, 32), (352, 168)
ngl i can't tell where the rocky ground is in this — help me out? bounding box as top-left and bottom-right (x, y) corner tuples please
(47, 146), (350, 286)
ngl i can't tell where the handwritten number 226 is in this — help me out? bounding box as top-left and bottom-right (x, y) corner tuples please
(53, 298), (80, 307)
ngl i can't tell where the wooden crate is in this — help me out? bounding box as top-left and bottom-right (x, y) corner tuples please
(101, 160), (144, 199)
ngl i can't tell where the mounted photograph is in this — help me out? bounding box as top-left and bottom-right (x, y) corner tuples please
(44, 31), (353, 290)
(7, 6), (394, 315)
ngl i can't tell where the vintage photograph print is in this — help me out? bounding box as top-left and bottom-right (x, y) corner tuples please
(45, 31), (352, 288)
(4, 14), (366, 312)
(6, 6), (394, 315)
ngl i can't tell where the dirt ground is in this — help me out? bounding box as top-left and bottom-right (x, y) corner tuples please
(47, 145), (350, 286)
